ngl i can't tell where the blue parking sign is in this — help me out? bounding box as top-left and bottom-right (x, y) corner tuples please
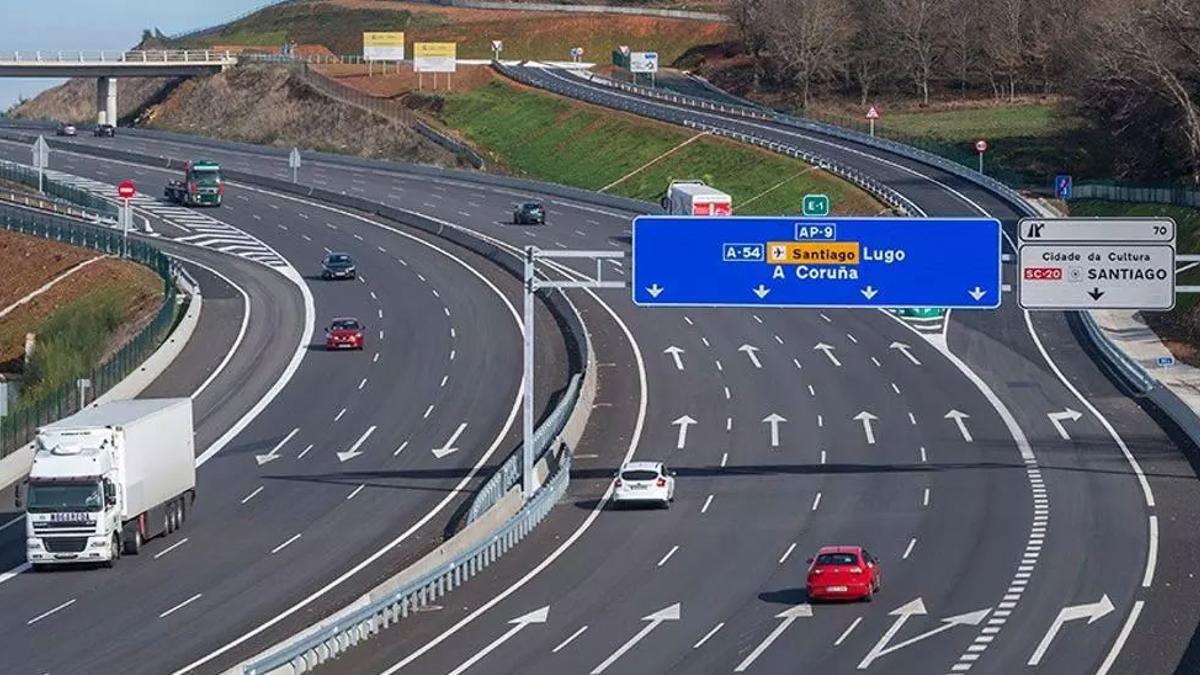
(1055, 175), (1072, 200)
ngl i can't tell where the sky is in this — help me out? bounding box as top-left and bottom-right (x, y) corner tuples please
(0, 0), (271, 111)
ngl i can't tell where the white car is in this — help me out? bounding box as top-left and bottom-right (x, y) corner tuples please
(612, 461), (675, 508)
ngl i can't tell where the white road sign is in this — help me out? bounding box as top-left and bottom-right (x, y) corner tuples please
(630, 51), (659, 73)
(1018, 244), (1175, 310)
(32, 135), (49, 168)
(1019, 217), (1174, 243)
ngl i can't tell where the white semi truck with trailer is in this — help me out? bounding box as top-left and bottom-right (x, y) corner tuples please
(662, 180), (733, 216)
(17, 398), (195, 569)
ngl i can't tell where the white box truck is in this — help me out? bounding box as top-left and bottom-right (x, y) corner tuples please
(17, 398), (195, 569)
(662, 180), (733, 216)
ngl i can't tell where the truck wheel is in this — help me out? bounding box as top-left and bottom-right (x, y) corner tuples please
(171, 499), (182, 530)
(123, 528), (142, 555)
(105, 535), (120, 567)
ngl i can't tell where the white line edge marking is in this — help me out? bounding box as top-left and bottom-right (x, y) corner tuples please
(835, 617), (863, 646)
(171, 255), (251, 400)
(693, 622), (724, 649)
(902, 537), (917, 559)
(552, 625), (589, 653)
(154, 537), (189, 560)
(159, 593), (203, 618)
(656, 545), (680, 567)
(241, 486), (264, 504)
(271, 533), (303, 555)
(1096, 600), (1145, 675)
(779, 542), (797, 564)
(27, 598), (76, 625)
(701, 494), (713, 514)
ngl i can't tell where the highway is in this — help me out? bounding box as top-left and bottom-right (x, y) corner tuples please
(0, 67), (1196, 675)
(0, 135), (567, 673)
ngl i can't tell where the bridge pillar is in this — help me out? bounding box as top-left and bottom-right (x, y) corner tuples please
(96, 77), (117, 126)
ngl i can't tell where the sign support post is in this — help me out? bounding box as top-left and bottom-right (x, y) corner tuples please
(289, 147), (302, 183)
(117, 179), (136, 258)
(520, 246), (624, 500)
(32, 135), (49, 194)
(865, 105), (880, 137)
(975, 139), (989, 174)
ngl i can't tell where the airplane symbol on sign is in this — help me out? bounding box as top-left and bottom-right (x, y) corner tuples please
(773, 246), (785, 259)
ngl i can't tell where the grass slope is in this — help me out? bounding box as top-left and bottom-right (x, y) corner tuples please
(443, 81), (880, 215)
(174, 0), (728, 64)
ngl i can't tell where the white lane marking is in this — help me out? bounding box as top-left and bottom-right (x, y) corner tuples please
(27, 598), (77, 625)
(818, 414), (824, 428)
(821, 450), (827, 464)
(811, 492), (822, 511)
(377, 308), (384, 319)
(172, 256), (250, 400)
(302, 234), (312, 241)
(701, 336), (710, 348)
(908, 412), (917, 425)
(241, 486), (264, 504)
(902, 538), (917, 559)
(871, 356), (882, 367)
(159, 593), (203, 618)
(919, 446), (927, 463)
(808, 384), (816, 396)
(423, 404), (435, 419)
(271, 533), (302, 555)
(726, 417), (732, 432)
(779, 543), (797, 564)
(346, 484), (366, 501)
(440, 375), (449, 388)
(334, 408), (347, 422)
(923, 488), (930, 507)
(297, 443), (314, 460)
(820, 313), (832, 323)
(1097, 600), (1145, 675)
(891, 383), (901, 395)
(693, 622), (725, 649)
(378, 246), (387, 253)
(715, 359), (723, 372)
(846, 333), (858, 344)
(553, 625), (589, 653)
(793, 358), (802, 369)
(683, 316), (694, 326)
(450, 327), (456, 339)
(0, 514), (25, 533)
(373, 352), (380, 363)
(753, 314), (763, 324)
(701, 495), (713, 514)
(392, 440), (411, 457)
(450, 349), (456, 360)
(154, 538), (189, 560)
(835, 617), (863, 646)
(657, 545), (680, 567)
(444, 307), (451, 317)
(358, 378), (368, 390)
(774, 335), (784, 345)
(724, 386), (731, 400)
(720, 452), (728, 468)
(370, 291), (378, 300)
(1144, 515), (1158, 587)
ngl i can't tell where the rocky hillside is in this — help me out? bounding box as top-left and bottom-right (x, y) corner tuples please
(13, 77), (177, 125)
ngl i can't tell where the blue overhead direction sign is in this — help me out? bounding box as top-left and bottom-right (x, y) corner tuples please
(632, 216), (1002, 308)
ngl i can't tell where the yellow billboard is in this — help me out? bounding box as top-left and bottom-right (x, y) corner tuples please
(363, 32), (405, 61)
(413, 42), (457, 72)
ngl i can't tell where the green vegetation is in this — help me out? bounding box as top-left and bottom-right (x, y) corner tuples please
(443, 81), (880, 215)
(21, 289), (125, 401)
(879, 105), (1069, 142)
(180, 6), (427, 52)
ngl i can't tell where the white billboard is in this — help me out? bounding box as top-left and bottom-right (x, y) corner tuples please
(363, 32), (405, 61)
(630, 51), (659, 73)
(414, 42), (457, 73)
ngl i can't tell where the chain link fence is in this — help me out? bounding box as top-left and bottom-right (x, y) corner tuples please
(0, 205), (177, 458)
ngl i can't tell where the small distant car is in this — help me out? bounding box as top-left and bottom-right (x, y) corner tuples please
(513, 201), (546, 225)
(324, 317), (365, 350)
(321, 252), (356, 280)
(612, 461), (675, 508)
(806, 546), (881, 602)
(55, 122), (77, 137)
(94, 124), (116, 138)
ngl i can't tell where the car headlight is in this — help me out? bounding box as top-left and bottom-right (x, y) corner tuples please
(27, 539), (42, 550)
(89, 538), (109, 548)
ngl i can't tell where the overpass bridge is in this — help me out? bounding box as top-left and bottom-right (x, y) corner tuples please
(0, 50), (236, 125)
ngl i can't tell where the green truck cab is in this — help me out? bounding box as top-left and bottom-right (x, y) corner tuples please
(164, 160), (223, 207)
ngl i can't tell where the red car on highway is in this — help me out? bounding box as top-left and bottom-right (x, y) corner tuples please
(324, 317), (365, 350)
(806, 545), (881, 602)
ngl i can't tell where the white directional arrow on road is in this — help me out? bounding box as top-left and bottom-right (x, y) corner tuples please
(739, 344), (763, 369)
(447, 606), (550, 675)
(646, 284), (664, 298)
(672, 415), (697, 449)
(663, 345), (686, 371)
(735, 604), (813, 672)
(854, 411), (879, 445)
(432, 422), (468, 459)
(762, 413), (787, 448)
(1027, 594), (1115, 666)
(753, 284), (771, 299)
(889, 341), (922, 366)
(1046, 408), (1084, 440)
(336, 425), (377, 462)
(944, 410), (973, 442)
(814, 342), (841, 367)
(969, 286), (988, 301)
(255, 427), (299, 466)
(591, 603), (680, 674)
(861, 286), (879, 300)
(858, 598), (990, 669)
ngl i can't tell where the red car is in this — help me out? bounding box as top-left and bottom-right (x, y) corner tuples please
(325, 317), (365, 350)
(806, 545), (881, 602)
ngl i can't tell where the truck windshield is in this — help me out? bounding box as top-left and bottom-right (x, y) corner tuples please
(27, 482), (103, 513)
(193, 170), (220, 187)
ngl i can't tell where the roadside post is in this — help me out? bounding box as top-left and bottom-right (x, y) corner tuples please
(117, 179), (135, 257)
(32, 135), (49, 194)
(289, 147), (302, 183)
(76, 378), (91, 409)
(975, 139), (989, 174)
(865, 105), (880, 138)
(491, 40), (503, 61)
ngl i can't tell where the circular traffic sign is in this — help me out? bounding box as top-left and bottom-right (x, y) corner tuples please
(975, 139), (989, 153)
(117, 179), (136, 199)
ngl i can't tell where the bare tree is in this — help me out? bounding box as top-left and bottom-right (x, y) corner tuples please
(846, 0), (895, 105)
(760, 0), (855, 108)
(879, 0), (948, 104)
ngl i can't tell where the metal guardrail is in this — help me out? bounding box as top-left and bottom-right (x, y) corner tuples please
(1075, 312), (1155, 394)
(0, 159), (120, 221)
(0, 49), (234, 64)
(0, 205), (178, 457)
(1071, 183), (1200, 209)
(242, 446), (572, 674)
(468, 373), (580, 523)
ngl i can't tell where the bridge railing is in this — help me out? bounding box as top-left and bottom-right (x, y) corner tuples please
(1, 50), (233, 64)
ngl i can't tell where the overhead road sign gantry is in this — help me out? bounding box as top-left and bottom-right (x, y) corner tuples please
(1017, 217), (1177, 310)
(632, 216), (1002, 308)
